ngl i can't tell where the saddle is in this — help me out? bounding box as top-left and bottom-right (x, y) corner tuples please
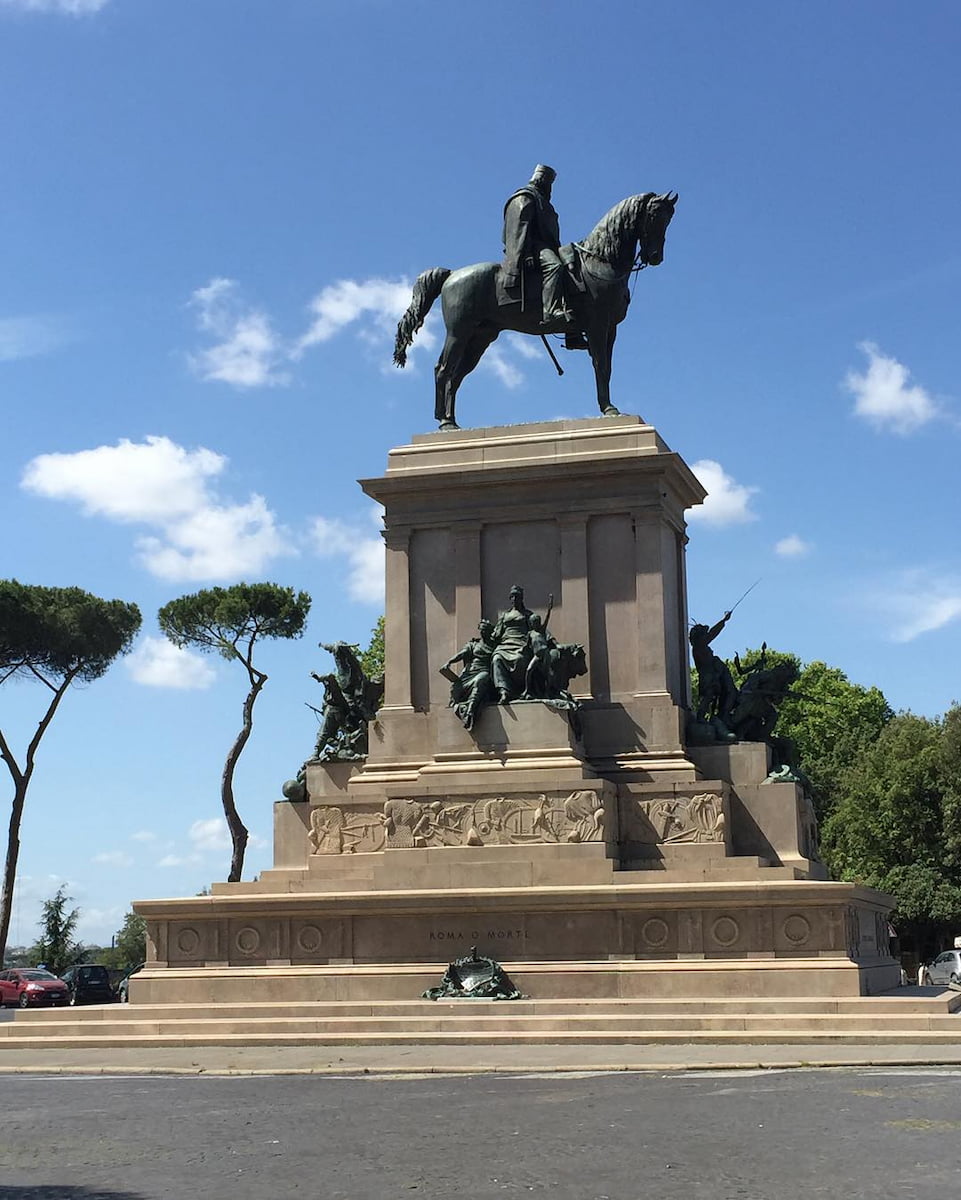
(495, 241), (587, 310)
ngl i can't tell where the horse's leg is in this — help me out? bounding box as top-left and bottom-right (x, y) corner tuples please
(435, 327), (499, 429)
(588, 323), (620, 416)
(434, 331), (468, 429)
(457, 327), (500, 386)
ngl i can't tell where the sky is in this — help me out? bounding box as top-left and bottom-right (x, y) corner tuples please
(1, 0), (959, 948)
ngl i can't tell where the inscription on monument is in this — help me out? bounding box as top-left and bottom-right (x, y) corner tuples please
(429, 928), (527, 943)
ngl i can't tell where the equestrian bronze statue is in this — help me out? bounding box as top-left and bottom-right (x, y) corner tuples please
(394, 176), (677, 430)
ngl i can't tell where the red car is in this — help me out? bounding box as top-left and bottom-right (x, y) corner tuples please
(0, 968), (70, 1009)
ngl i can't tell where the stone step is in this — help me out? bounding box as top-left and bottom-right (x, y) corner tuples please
(2, 1012), (959, 1038)
(3, 1028), (961, 1050)
(620, 856), (804, 881)
(9, 992), (958, 1023)
(213, 872), (378, 895)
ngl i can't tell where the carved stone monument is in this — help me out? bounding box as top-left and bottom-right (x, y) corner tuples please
(135, 414), (899, 1007)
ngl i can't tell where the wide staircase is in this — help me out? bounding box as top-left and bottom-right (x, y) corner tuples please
(1, 989), (958, 1051)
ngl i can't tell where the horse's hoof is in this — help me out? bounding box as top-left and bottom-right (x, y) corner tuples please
(601, 406), (621, 417)
(438, 421), (460, 432)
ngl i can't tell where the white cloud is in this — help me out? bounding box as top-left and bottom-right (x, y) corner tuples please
(75, 906), (124, 944)
(189, 278), (288, 388)
(775, 534), (812, 558)
(92, 850), (134, 868)
(187, 274), (442, 387)
(161, 817), (266, 860)
(297, 278), (418, 352)
(130, 831), (157, 843)
(844, 341), (938, 435)
(189, 817), (232, 853)
(22, 436), (224, 522)
(0, 0), (109, 12)
(0, 315), (68, 360)
(309, 510), (384, 604)
(479, 342), (524, 389)
(21, 435), (295, 582)
(874, 570), (961, 643)
(688, 459), (759, 526)
(126, 636), (217, 689)
(157, 853), (200, 869)
(136, 493), (291, 582)
(505, 332), (545, 361)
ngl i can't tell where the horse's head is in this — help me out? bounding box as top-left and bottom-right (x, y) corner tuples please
(637, 192), (678, 267)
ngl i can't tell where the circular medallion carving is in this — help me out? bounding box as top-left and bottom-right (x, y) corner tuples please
(783, 914), (811, 945)
(641, 918), (669, 948)
(711, 916), (740, 948)
(176, 927), (200, 955)
(297, 924), (323, 953)
(235, 926), (261, 955)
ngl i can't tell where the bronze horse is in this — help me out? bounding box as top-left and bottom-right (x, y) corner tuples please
(394, 191), (677, 429)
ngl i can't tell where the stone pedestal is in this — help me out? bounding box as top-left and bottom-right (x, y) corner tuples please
(135, 416), (900, 1006)
(357, 414), (704, 784)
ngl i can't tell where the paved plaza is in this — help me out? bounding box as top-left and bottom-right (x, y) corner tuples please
(2, 1065), (961, 1199)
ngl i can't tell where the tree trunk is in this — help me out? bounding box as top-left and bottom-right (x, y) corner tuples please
(220, 673), (265, 883)
(0, 777), (27, 964)
(0, 675), (73, 963)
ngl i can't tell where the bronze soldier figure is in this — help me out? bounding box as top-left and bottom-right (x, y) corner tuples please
(689, 612), (738, 731)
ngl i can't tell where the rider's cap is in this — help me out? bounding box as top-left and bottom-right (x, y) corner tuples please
(509, 584), (524, 596)
(530, 164), (556, 184)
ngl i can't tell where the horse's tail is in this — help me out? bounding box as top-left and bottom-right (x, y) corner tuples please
(393, 268), (451, 367)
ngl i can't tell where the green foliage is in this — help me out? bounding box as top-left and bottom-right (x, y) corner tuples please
(714, 645), (893, 823)
(358, 616), (385, 680)
(158, 583), (311, 884)
(0, 580), (141, 683)
(111, 911), (147, 969)
(0, 581), (141, 963)
(822, 710), (961, 957)
(769, 658), (892, 822)
(158, 582), (311, 661)
(28, 885), (84, 974)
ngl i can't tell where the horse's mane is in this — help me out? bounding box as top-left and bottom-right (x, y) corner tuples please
(580, 194), (653, 263)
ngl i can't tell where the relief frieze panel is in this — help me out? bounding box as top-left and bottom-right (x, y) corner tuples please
(308, 805), (387, 855)
(383, 790), (606, 850)
(624, 791), (727, 846)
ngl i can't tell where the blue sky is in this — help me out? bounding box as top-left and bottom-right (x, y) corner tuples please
(1, 0), (959, 946)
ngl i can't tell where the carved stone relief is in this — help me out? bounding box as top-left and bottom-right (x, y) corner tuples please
(308, 805), (386, 855)
(383, 791), (606, 850)
(626, 792), (726, 845)
(799, 792), (820, 861)
(781, 913), (811, 948)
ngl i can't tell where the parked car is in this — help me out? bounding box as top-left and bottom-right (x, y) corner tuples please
(116, 962), (145, 1003)
(0, 968), (70, 1009)
(919, 950), (961, 987)
(59, 964), (115, 1006)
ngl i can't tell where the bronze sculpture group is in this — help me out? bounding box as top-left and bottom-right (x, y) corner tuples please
(283, 610), (802, 798)
(440, 586), (587, 732)
(309, 641), (384, 761)
(689, 615), (801, 778)
(282, 169), (810, 798)
(394, 163), (678, 430)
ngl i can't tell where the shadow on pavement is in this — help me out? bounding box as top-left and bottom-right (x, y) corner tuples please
(0, 1189), (149, 1199)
